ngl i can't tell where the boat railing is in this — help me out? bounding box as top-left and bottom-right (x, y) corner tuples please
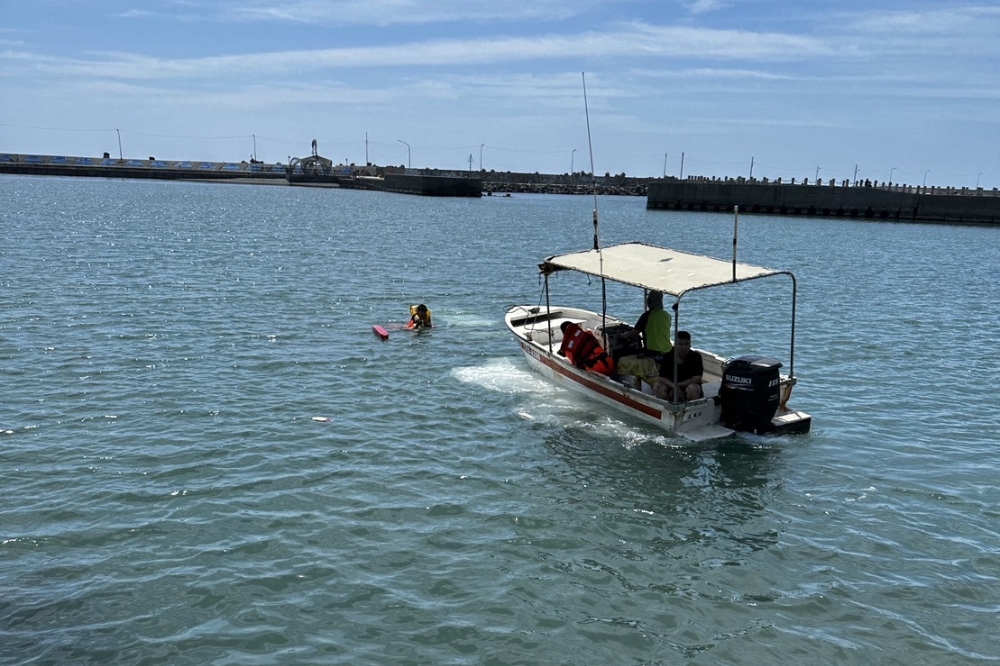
(508, 309), (564, 328)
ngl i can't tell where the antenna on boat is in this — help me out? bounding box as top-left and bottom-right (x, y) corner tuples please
(732, 205), (739, 281)
(582, 72), (600, 251)
(582, 72), (609, 333)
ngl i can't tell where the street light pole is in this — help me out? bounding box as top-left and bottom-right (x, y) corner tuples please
(571, 148), (576, 174)
(479, 143), (484, 171)
(977, 173), (983, 189)
(663, 153), (668, 177)
(889, 166), (897, 186)
(923, 170), (930, 187)
(397, 139), (410, 169)
(116, 129), (122, 159)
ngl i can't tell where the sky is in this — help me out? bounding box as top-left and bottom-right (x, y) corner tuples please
(1, 0), (998, 187)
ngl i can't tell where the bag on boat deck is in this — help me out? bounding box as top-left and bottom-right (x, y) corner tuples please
(616, 355), (660, 387)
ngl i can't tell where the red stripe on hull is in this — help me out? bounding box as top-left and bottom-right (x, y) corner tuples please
(522, 341), (662, 420)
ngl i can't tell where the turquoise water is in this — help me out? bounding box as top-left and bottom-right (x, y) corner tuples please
(2, 175), (999, 664)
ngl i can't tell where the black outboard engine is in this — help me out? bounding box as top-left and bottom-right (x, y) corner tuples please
(720, 356), (782, 433)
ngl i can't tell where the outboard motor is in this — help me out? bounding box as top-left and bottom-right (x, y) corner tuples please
(720, 356), (782, 433)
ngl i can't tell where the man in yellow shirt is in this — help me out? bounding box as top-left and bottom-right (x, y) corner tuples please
(616, 290), (672, 389)
(633, 290), (672, 355)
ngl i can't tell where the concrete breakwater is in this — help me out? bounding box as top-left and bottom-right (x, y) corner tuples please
(0, 152), (629, 197)
(647, 178), (1000, 225)
(484, 181), (644, 196)
(339, 173), (481, 197)
(0, 153), (481, 197)
(3, 152), (997, 222)
(0, 153), (286, 181)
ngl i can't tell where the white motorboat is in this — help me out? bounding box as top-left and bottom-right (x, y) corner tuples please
(505, 240), (812, 442)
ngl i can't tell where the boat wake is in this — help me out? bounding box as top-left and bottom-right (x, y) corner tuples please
(442, 313), (495, 328)
(452, 357), (556, 396)
(452, 358), (680, 449)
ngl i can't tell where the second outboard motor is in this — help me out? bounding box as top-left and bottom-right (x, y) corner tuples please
(720, 356), (782, 433)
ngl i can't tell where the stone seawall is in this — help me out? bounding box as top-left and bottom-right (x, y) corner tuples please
(4, 152), (997, 223)
(0, 153), (481, 197)
(0, 154), (285, 181)
(647, 179), (1000, 225)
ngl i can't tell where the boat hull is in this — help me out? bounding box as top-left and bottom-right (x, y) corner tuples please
(505, 305), (810, 442)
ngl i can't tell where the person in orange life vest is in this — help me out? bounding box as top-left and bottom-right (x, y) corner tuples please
(557, 321), (615, 376)
(408, 303), (433, 329)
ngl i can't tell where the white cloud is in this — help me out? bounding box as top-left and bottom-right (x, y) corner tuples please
(684, 0), (731, 15)
(0, 22), (834, 84)
(217, 0), (588, 26)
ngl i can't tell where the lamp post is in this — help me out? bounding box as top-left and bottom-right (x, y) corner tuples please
(397, 139), (410, 169)
(571, 148), (576, 175)
(889, 166), (897, 186)
(664, 153), (668, 177)
(479, 143), (484, 171)
(977, 173), (983, 189)
(923, 170), (930, 187)
(116, 129), (122, 159)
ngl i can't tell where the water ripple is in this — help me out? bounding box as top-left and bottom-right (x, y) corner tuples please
(2, 179), (1000, 663)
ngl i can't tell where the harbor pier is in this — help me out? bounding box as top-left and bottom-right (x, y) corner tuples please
(0, 152), (481, 197)
(647, 178), (1000, 225)
(3, 152), (997, 222)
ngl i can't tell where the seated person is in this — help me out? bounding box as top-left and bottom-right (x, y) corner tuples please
(408, 303), (433, 329)
(557, 321), (615, 376)
(654, 330), (704, 401)
(616, 290), (673, 387)
(616, 290), (673, 361)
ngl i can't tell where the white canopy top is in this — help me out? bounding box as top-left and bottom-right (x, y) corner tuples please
(541, 241), (783, 297)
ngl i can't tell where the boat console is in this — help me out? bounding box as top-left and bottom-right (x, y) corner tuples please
(594, 323), (634, 358)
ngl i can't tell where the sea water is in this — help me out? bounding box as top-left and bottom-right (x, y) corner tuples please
(2, 175), (999, 664)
